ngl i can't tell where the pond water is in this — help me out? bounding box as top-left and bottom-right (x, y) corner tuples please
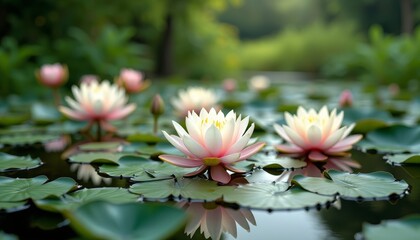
(1, 76), (420, 239)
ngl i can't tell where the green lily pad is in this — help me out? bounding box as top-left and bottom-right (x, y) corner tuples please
(0, 134), (60, 146)
(0, 113), (28, 127)
(293, 170), (409, 200)
(65, 201), (186, 240)
(136, 143), (182, 157)
(223, 182), (336, 210)
(35, 187), (138, 212)
(385, 154), (420, 165)
(0, 152), (42, 172)
(359, 125), (420, 153)
(126, 133), (164, 144)
(361, 214), (420, 240)
(130, 178), (232, 201)
(0, 176), (77, 202)
(99, 156), (191, 181)
(78, 142), (123, 152)
(47, 121), (85, 134)
(249, 153), (307, 169)
(0, 201), (28, 212)
(343, 108), (392, 134)
(68, 152), (130, 165)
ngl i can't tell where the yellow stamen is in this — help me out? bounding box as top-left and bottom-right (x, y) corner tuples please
(203, 157), (221, 166)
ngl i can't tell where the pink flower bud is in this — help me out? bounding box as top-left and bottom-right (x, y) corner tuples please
(150, 94), (165, 117)
(222, 78), (236, 92)
(36, 63), (68, 88)
(116, 68), (149, 93)
(339, 90), (353, 107)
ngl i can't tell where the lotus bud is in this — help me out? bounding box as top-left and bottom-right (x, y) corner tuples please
(116, 68), (149, 93)
(339, 90), (353, 107)
(36, 63), (68, 88)
(222, 78), (236, 92)
(151, 94), (164, 134)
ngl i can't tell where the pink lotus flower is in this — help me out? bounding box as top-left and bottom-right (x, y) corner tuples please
(171, 87), (219, 117)
(274, 106), (362, 161)
(59, 80), (136, 131)
(116, 68), (149, 93)
(178, 202), (256, 240)
(36, 63), (68, 88)
(159, 108), (265, 184)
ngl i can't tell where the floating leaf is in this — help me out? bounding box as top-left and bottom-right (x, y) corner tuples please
(385, 154), (420, 165)
(0, 113), (28, 127)
(0, 231), (18, 240)
(342, 108), (392, 134)
(78, 142), (123, 152)
(130, 178), (232, 201)
(359, 125), (420, 153)
(99, 156), (191, 181)
(249, 153), (307, 169)
(223, 182), (336, 210)
(0, 176), (77, 202)
(293, 170), (409, 200)
(66, 201), (186, 240)
(361, 214), (420, 240)
(0, 152), (42, 172)
(136, 143), (182, 157)
(35, 188), (138, 212)
(47, 121), (85, 134)
(0, 134), (60, 146)
(126, 133), (164, 144)
(68, 152), (130, 164)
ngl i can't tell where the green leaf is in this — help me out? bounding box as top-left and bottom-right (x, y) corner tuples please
(0, 134), (60, 146)
(0, 152), (42, 172)
(78, 142), (123, 152)
(130, 178), (232, 201)
(31, 102), (61, 124)
(359, 125), (420, 153)
(0, 231), (18, 240)
(99, 156), (191, 181)
(361, 214), (420, 240)
(68, 152), (132, 165)
(293, 170), (409, 200)
(249, 153), (307, 169)
(0, 176), (77, 202)
(385, 154), (420, 165)
(223, 183), (336, 210)
(35, 187), (138, 212)
(65, 201), (186, 240)
(126, 133), (164, 144)
(0, 113), (28, 127)
(342, 108), (392, 134)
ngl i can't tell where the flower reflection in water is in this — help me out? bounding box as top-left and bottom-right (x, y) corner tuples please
(178, 202), (256, 240)
(70, 163), (112, 185)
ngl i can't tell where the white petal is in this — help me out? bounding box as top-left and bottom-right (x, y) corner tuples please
(173, 121), (189, 137)
(307, 125), (322, 146)
(204, 125), (223, 156)
(183, 135), (209, 158)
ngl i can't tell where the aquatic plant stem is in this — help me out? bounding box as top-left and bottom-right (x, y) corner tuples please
(153, 116), (159, 134)
(96, 120), (102, 141)
(52, 88), (62, 106)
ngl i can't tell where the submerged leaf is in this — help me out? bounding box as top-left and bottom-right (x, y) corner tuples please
(293, 170), (409, 200)
(385, 154), (420, 165)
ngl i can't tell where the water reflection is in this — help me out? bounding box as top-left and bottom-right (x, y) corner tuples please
(70, 163), (111, 185)
(177, 202), (256, 240)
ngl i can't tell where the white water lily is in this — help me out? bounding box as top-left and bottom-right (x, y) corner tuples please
(171, 87), (219, 117)
(160, 108), (265, 184)
(274, 106), (362, 161)
(59, 80), (136, 131)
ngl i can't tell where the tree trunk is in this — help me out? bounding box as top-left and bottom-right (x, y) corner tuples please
(400, 0), (414, 35)
(156, 13), (174, 77)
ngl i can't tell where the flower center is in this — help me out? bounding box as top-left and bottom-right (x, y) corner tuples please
(201, 118), (226, 130)
(203, 157), (221, 166)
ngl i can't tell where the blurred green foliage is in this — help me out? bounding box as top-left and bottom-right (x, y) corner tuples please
(240, 22), (360, 72)
(323, 26), (420, 88)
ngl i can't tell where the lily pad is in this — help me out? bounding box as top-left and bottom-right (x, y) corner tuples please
(130, 178), (232, 201)
(31, 102), (61, 124)
(385, 154), (420, 165)
(0, 152), (42, 172)
(136, 143), (182, 157)
(293, 170), (410, 200)
(65, 201), (186, 240)
(35, 187), (138, 212)
(126, 133), (164, 144)
(359, 125), (420, 153)
(223, 182), (336, 210)
(0, 231), (18, 240)
(342, 108), (392, 134)
(68, 152), (130, 165)
(0, 176), (77, 202)
(78, 142), (123, 152)
(361, 214), (420, 240)
(99, 156), (191, 181)
(0, 113), (28, 127)
(249, 153), (307, 170)
(0, 134), (60, 146)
